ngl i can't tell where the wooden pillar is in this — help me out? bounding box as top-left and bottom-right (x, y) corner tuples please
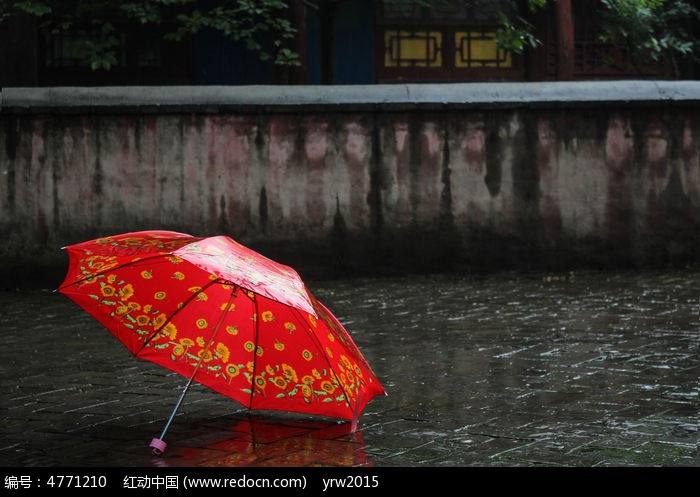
(319, 2), (336, 84)
(521, 0), (549, 81)
(556, 0), (574, 80)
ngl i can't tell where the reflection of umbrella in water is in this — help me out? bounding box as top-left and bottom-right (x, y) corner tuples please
(157, 414), (372, 467)
(57, 230), (385, 455)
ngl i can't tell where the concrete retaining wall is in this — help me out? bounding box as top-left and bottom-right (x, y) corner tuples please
(2, 82), (700, 286)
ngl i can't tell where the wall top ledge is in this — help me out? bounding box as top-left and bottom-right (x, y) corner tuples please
(2, 81), (700, 114)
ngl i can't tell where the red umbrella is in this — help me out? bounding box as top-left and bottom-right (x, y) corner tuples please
(57, 230), (385, 455)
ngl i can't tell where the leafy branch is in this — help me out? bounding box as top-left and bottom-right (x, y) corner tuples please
(598, 0), (700, 77)
(1, 0), (300, 70)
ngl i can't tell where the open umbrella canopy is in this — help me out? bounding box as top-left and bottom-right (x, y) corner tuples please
(58, 230), (385, 452)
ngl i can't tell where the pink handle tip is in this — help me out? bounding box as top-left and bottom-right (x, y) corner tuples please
(149, 437), (167, 456)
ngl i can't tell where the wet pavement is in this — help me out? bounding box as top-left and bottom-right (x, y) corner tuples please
(1, 268), (698, 469)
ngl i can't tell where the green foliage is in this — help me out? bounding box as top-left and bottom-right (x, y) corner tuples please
(1, 0), (299, 70)
(0, 0), (50, 23)
(163, 0), (299, 65)
(493, 0), (546, 54)
(598, 0), (700, 76)
(120, 2), (165, 24)
(493, 0), (699, 76)
(494, 11), (540, 54)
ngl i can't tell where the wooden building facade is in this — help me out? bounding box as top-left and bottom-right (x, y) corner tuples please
(0, 0), (695, 87)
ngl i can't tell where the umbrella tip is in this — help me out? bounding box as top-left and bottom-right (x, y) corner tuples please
(149, 437), (167, 456)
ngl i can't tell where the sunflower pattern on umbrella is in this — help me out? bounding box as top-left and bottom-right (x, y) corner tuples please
(59, 231), (385, 423)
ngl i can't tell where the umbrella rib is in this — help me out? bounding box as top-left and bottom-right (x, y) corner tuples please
(57, 252), (176, 291)
(136, 277), (221, 355)
(195, 283), (240, 369)
(155, 283), (239, 444)
(289, 306), (357, 419)
(249, 293), (260, 410)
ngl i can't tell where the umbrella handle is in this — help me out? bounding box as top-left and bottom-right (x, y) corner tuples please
(149, 372), (196, 456)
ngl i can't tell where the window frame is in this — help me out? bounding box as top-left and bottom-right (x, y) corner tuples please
(374, 2), (524, 83)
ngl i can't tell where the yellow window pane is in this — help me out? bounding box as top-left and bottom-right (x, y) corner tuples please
(471, 39), (498, 61)
(384, 30), (442, 68)
(455, 31), (511, 68)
